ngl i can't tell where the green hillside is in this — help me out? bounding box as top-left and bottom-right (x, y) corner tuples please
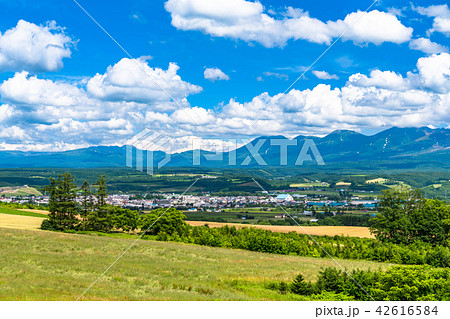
(0, 228), (388, 301)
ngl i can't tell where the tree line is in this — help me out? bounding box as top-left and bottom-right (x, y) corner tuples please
(154, 223), (450, 267)
(41, 173), (140, 232)
(370, 188), (450, 246)
(279, 265), (449, 301)
(41, 172), (187, 235)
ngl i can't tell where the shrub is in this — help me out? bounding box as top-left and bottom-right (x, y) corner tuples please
(290, 274), (314, 295)
(289, 265), (450, 301)
(40, 219), (55, 231)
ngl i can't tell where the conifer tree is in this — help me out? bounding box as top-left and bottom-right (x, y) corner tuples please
(80, 180), (92, 228)
(44, 173), (79, 230)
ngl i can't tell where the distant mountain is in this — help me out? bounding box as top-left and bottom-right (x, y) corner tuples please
(1, 127), (450, 170)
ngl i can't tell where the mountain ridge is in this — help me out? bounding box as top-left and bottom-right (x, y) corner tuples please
(0, 127), (449, 169)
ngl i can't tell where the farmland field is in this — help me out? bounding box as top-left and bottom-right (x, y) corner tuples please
(185, 221), (374, 238)
(0, 211), (374, 238)
(0, 214), (43, 230)
(0, 227), (389, 300)
(0, 207), (48, 218)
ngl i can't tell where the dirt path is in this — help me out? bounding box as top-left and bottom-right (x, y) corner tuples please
(186, 221), (374, 238)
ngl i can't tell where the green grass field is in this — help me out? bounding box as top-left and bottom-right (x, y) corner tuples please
(0, 207), (47, 218)
(0, 228), (390, 300)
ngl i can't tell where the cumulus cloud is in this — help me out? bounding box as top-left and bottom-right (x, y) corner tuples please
(349, 53), (450, 93)
(0, 104), (15, 123)
(416, 53), (450, 93)
(349, 70), (410, 91)
(338, 10), (413, 45)
(204, 67), (230, 81)
(409, 38), (448, 54)
(0, 20), (74, 72)
(0, 126), (29, 140)
(415, 4), (450, 36)
(87, 58), (202, 106)
(0, 71), (87, 106)
(312, 70), (339, 80)
(0, 57), (203, 151)
(1, 52), (450, 152)
(165, 0), (412, 47)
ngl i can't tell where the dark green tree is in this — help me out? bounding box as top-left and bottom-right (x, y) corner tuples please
(290, 274), (313, 295)
(371, 188), (450, 246)
(43, 173), (79, 230)
(87, 175), (112, 232)
(140, 208), (187, 236)
(80, 180), (92, 227)
(109, 206), (139, 232)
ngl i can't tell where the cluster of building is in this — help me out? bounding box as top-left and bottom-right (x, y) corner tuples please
(0, 185), (378, 211)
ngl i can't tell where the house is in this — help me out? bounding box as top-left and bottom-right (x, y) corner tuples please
(276, 194), (293, 202)
(307, 202), (326, 207)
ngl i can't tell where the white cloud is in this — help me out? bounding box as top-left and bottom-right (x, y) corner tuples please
(349, 70), (410, 91)
(416, 4), (450, 18)
(171, 106), (215, 125)
(0, 71), (87, 107)
(0, 20), (74, 72)
(409, 38), (448, 54)
(312, 70), (339, 80)
(263, 71), (288, 80)
(0, 104), (15, 123)
(204, 67), (230, 81)
(129, 12), (147, 23)
(348, 53), (450, 93)
(415, 4), (450, 36)
(87, 58), (202, 106)
(0, 126), (29, 140)
(0, 141), (92, 152)
(338, 10), (413, 45)
(165, 0), (412, 47)
(416, 53), (450, 93)
(2, 52), (450, 152)
(0, 57), (205, 150)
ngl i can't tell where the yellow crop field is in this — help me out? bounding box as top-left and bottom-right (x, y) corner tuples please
(335, 182), (351, 186)
(186, 221), (374, 238)
(365, 178), (387, 184)
(0, 214), (43, 230)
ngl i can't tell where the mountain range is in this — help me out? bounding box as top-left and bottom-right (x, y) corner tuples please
(1, 127), (450, 170)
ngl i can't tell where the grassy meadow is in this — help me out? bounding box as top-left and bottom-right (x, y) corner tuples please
(0, 227), (390, 301)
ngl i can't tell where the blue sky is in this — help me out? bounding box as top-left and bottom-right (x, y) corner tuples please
(0, 0), (449, 152)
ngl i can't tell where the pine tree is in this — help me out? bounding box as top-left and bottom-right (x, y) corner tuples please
(88, 175), (112, 232)
(44, 173), (79, 230)
(44, 177), (59, 229)
(58, 173), (79, 229)
(290, 274), (313, 295)
(95, 175), (107, 208)
(80, 180), (92, 228)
